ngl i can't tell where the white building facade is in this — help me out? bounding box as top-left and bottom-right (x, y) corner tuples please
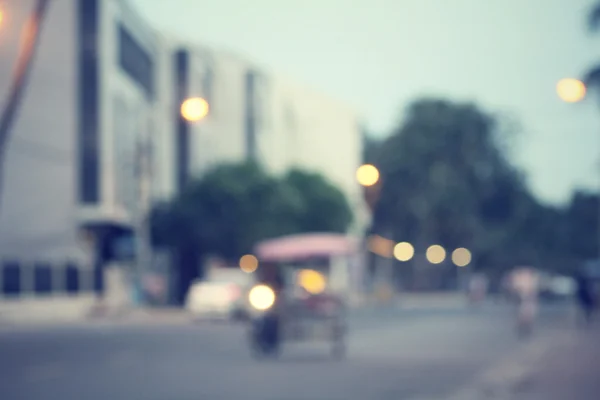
(0, 0), (365, 303)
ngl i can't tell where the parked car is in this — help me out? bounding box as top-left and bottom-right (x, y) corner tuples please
(185, 268), (253, 321)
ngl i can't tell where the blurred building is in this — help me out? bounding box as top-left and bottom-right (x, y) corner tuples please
(0, 0), (364, 303)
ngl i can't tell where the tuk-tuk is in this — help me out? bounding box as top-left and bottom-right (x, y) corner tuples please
(246, 233), (357, 360)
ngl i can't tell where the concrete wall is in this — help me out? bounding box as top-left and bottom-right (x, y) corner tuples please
(0, 0), (84, 262)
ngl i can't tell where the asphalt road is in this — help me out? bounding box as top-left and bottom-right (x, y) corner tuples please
(0, 303), (580, 400)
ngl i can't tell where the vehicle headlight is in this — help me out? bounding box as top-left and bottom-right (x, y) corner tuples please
(248, 284), (276, 311)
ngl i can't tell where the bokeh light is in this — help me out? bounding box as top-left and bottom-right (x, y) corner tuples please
(180, 97), (209, 122)
(367, 234), (394, 258)
(356, 164), (380, 187)
(451, 248), (472, 267)
(556, 78), (586, 103)
(239, 254), (258, 273)
(297, 269), (327, 294)
(248, 285), (275, 310)
(426, 245), (446, 264)
(393, 242), (414, 262)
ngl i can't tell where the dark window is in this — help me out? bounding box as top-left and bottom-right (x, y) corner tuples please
(77, 0), (100, 203)
(2, 261), (21, 296)
(245, 70), (257, 160)
(174, 50), (190, 193)
(65, 263), (80, 294)
(34, 263), (52, 294)
(118, 24), (155, 99)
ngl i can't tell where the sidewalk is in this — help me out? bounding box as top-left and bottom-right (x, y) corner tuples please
(91, 306), (192, 325)
(0, 296), (191, 327)
(516, 326), (600, 399)
(435, 324), (600, 400)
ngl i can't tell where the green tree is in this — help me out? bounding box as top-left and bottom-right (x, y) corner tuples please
(563, 190), (599, 262)
(151, 161), (353, 302)
(283, 169), (354, 234)
(372, 98), (536, 288)
(152, 161), (302, 260)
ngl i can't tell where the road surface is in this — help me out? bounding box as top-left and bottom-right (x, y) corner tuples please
(0, 303), (591, 400)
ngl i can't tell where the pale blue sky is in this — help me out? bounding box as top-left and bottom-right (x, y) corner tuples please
(133, 0), (600, 205)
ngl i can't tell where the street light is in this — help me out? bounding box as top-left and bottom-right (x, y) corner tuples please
(393, 241), (414, 262)
(180, 97), (209, 122)
(556, 78), (586, 103)
(557, 77), (599, 258)
(426, 244), (446, 265)
(356, 164), (379, 187)
(239, 254), (258, 273)
(134, 97), (209, 306)
(451, 247), (472, 267)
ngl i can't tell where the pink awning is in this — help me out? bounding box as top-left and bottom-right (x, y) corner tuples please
(255, 233), (358, 262)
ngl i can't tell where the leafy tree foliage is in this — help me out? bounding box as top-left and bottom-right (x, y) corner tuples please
(150, 161), (353, 302)
(366, 98), (598, 288)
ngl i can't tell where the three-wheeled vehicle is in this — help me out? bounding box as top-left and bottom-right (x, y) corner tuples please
(246, 233), (358, 360)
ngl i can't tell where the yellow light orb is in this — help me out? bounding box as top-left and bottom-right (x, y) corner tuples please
(367, 235), (394, 258)
(356, 164), (380, 187)
(297, 269), (327, 294)
(426, 244), (446, 264)
(239, 254), (258, 273)
(180, 97), (209, 122)
(248, 284), (275, 310)
(393, 242), (414, 262)
(451, 248), (472, 267)
(556, 78), (586, 103)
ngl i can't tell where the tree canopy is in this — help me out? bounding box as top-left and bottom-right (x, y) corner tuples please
(151, 161), (353, 263)
(365, 98), (598, 287)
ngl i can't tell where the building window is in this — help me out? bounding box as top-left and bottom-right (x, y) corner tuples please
(118, 24), (155, 99)
(2, 261), (21, 296)
(34, 262), (52, 295)
(77, 0), (100, 204)
(65, 263), (80, 294)
(174, 50), (190, 193)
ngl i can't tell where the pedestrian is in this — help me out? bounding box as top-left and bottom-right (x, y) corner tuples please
(575, 272), (596, 326)
(511, 267), (540, 338)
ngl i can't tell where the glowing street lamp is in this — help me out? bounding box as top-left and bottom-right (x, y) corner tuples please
(556, 78), (586, 103)
(239, 254), (259, 273)
(426, 244), (446, 265)
(393, 241), (414, 262)
(356, 164), (380, 187)
(451, 247), (472, 267)
(180, 97), (209, 122)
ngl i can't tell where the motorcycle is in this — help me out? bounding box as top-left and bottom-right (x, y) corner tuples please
(247, 284), (281, 358)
